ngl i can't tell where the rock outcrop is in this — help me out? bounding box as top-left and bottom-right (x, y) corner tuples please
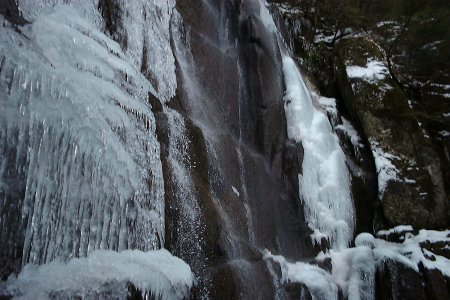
(335, 37), (448, 228)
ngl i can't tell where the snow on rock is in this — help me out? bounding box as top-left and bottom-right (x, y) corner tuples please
(377, 225), (414, 238)
(439, 130), (450, 137)
(4, 249), (193, 300)
(369, 139), (400, 198)
(266, 228), (450, 300)
(354, 233), (376, 248)
(283, 56), (354, 250)
(232, 186), (240, 197)
(264, 251), (339, 300)
(346, 58), (389, 84)
(373, 229), (450, 276)
(336, 118), (364, 148)
(314, 33), (336, 44)
(319, 228), (450, 300)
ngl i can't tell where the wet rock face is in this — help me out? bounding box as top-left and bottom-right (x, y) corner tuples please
(335, 37), (448, 229)
(169, 0), (315, 297)
(376, 260), (427, 300)
(0, 0), (317, 297)
(376, 259), (450, 300)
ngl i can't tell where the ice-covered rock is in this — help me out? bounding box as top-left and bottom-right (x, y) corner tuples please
(336, 37), (448, 228)
(0, 5), (164, 274)
(3, 249), (193, 300)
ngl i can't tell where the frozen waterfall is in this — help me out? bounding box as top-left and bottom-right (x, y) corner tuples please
(282, 57), (354, 250)
(0, 0), (168, 276)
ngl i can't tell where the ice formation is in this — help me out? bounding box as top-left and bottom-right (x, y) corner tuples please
(0, 5), (164, 265)
(369, 139), (401, 198)
(282, 56), (354, 250)
(258, 2), (358, 296)
(321, 246), (376, 300)
(264, 251), (339, 300)
(4, 249), (193, 300)
(317, 228), (450, 299)
(336, 118), (364, 148)
(16, 0), (177, 103)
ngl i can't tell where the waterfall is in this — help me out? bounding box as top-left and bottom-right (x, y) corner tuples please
(5, 1), (443, 299)
(258, 1), (367, 299)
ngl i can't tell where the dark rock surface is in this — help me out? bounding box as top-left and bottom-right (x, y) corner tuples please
(335, 37), (448, 229)
(167, 0), (316, 296)
(0, 0), (28, 25)
(270, 0), (450, 231)
(376, 259), (427, 300)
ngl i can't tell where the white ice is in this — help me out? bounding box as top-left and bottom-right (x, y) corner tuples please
(264, 251), (339, 300)
(0, 5), (165, 265)
(282, 56), (354, 250)
(17, 0), (178, 103)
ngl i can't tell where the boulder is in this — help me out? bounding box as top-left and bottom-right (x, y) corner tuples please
(376, 260), (427, 300)
(336, 37), (448, 228)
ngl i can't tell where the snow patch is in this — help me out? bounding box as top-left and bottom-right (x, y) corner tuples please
(4, 249), (193, 300)
(346, 59), (389, 84)
(439, 130), (450, 137)
(377, 225), (414, 237)
(232, 186), (240, 197)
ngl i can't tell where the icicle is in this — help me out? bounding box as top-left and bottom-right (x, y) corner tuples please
(0, 4), (165, 266)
